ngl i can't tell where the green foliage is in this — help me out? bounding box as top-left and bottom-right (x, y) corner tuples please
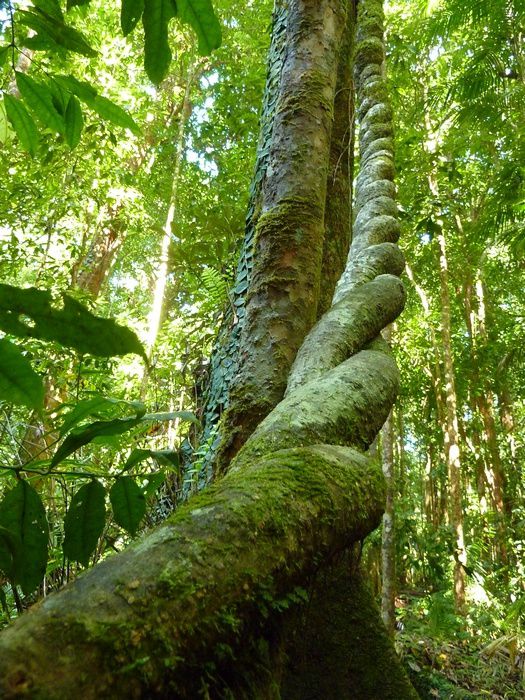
(0, 284), (146, 360)
(0, 338), (44, 410)
(177, 0), (222, 56)
(63, 479), (105, 567)
(109, 476), (146, 536)
(3, 94), (39, 156)
(0, 481), (48, 594)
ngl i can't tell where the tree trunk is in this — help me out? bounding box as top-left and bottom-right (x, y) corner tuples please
(0, 1), (417, 696)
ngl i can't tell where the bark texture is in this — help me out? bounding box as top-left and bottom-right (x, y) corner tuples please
(215, 0), (348, 471)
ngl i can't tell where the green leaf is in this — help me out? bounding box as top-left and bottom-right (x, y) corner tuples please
(20, 7), (96, 57)
(0, 98), (10, 144)
(0, 527), (21, 580)
(142, 471), (166, 497)
(177, 0), (221, 55)
(0, 585), (8, 615)
(142, 0), (177, 84)
(0, 45), (10, 69)
(52, 416), (142, 467)
(64, 94), (83, 147)
(110, 477), (146, 536)
(55, 74), (98, 102)
(0, 338), (44, 410)
(59, 396), (145, 437)
(89, 95), (140, 135)
(0, 284), (146, 360)
(3, 94), (39, 156)
(0, 481), (48, 595)
(63, 480), (105, 567)
(121, 0), (145, 35)
(15, 72), (65, 134)
(32, 0), (64, 21)
(123, 448), (179, 472)
(67, 0), (92, 8)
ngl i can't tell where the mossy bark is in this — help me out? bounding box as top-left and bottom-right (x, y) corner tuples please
(216, 0), (349, 472)
(281, 565), (419, 699)
(0, 444), (385, 699)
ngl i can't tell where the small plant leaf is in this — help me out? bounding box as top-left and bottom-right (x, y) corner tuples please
(0, 338), (44, 410)
(110, 476), (146, 536)
(3, 94), (39, 156)
(176, 0), (221, 56)
(0, 284), (146, 360)
(0, 481), (48, 594)
(64, 94), (84, 147)
(63, 480), (105, 567)
(121, 0), (145, 35)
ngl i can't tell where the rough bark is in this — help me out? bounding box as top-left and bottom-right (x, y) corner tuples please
(216, 0), (348, 471)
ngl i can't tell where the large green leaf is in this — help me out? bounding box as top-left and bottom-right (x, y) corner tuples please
(89, 95), (140, 135)
(0, 527), (21, 581)
(0, 338), (44, 410)
(142, 0), (177, 84)
(59, 396), (146, 437)
(54, 74), (97, 102)
(110, 476), (146, 536)
(64, 94), (83, 147)
(3, 94), (39, 156)
(121, 0), (145, 35)
(19, 7), (96, 57)
(52, 417), (142, 467)
(54, 75), (139, 134)
(123, 447), (180, 471)
(63, 480), (105, 567)
(15, 72), (65, 134)
(0, 481), (48, 594)
(177, 0), (221, 55)
(0, 284), (146, 360)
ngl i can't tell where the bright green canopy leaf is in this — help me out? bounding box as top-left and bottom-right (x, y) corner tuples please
(0, 481), (48, 595)
(3, 95), (39, 156)
(89, 95), (140, 135)
(15, 72), (65, 134)
(19, 6), (97, 57)
(0, 284), (146, 360)
(177, 0), (221, 55)
(110, 476), (146, 536)
(0, 338), (44, 411)
(64, 94), (84, 147)
(63, 480), (105, 567)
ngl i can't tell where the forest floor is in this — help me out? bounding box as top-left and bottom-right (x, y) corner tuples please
(397, 594), (524, 699)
